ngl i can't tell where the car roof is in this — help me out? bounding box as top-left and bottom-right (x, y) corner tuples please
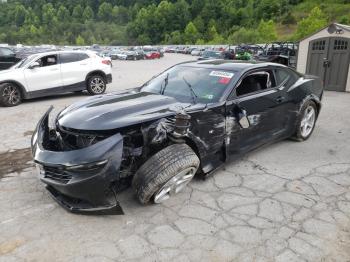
(26, 50), (93, 59)
(179, 59), (286, 72)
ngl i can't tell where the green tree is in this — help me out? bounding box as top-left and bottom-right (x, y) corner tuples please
(57, 5), (70, 22)
(258, 20), (277, 42)
(75, 35), (86, 45)
(98, 2), (113, 21)
(184, 22), (199, 44)
(294, 7), (328, 40)
(72, 5), (84, 22)
(227, 28), (261, 44)
(83, 6), (94, 21)
(207, 25), (224, 44)
(14, 5), (27, 26)
(42, 3), (56, 26)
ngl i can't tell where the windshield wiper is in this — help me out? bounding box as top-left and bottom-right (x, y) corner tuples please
(160, 73), (169, 95)
(182, 76), (198, 104)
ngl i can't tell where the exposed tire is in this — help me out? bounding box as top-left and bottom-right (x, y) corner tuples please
(291, 100), (317, 141)
(87, 75), (106, 95)
(132, 144), (200, 204)
(0, 83), (22, 107)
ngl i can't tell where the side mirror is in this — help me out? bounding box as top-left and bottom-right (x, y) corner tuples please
(238, 109), (250, 129)
(29, 62), (40, 69)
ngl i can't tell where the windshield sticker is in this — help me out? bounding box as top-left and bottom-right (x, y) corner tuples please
(203, 94), (214, 100)
(209, 71), (234, 79)
(218, 77), (231, 84)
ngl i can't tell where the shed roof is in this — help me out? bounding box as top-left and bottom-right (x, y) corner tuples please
(298, 23), (350, 43)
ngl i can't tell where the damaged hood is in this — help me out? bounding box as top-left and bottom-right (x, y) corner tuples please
(57, 91), (187, 131)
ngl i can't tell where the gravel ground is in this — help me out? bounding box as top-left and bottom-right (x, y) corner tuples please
(0, 54), (349, 262)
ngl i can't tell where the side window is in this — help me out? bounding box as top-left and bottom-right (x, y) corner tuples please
(60, 53), (79, 64)
(275, 68), (290, 86)
(78, 53), (89, 60)
(36, 55), (57, 67)
(235, 70), (275, 97)
(60, 53), (89, 64)
(275, 68), (299, 88)
(1, 48), (14, 56)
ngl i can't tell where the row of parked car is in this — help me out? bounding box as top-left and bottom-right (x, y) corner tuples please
(0, 45), (166, 71)
(165, 42), (297, 68)
(97, 47), (164, 61)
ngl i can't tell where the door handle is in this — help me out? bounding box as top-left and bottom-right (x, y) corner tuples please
(80, 63), (87, 65)
(275, 96), (285, 103)
(50, 68), (59, 71)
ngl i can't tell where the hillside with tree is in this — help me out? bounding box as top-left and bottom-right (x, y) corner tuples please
(0, 0), (349, 45)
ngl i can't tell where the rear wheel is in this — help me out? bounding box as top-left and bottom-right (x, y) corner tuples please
(87, 75), (106, 95)
(132, 144), (200, 204)
(291, 101), (317, 141)
(0, 83), (22, 107)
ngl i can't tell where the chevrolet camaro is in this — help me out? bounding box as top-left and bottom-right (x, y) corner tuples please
(31, 60), (323, 215)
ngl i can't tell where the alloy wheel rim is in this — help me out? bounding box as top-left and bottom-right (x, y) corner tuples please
(3, 85), (20, 105)
(90, 77), (105, 93)
(154, 167), (197, 204)
(300, 106), (316, 137)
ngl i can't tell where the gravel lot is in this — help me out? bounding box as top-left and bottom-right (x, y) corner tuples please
(0, 54), (350, 262)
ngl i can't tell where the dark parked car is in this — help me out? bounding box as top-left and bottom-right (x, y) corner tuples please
(0, 47), (21, 70)
(31, 60), (323, 215)
(198, 50), (225, 60)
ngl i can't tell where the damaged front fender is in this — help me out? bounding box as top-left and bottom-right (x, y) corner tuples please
(31, 106), (125, 215)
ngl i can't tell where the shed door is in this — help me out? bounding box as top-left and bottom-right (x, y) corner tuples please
(325, 38), (350, 91)
(306, 38), (329, 80)
(306, 37), (350, 92)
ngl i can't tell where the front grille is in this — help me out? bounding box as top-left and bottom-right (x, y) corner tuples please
(44, 166), (72, 184)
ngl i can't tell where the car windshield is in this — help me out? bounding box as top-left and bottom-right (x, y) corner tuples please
(141, 66), (236, 104)
(203, 51), (221, 57)
(12, 56), (34, 69)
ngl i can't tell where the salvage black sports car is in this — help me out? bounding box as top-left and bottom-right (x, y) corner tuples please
(31, 60), (323, 215)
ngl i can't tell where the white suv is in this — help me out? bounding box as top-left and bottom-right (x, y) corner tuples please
(0, 50), (112, 106)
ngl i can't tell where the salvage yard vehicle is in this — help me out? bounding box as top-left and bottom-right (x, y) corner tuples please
(257, 42), (298, 68)
(198, 50), (225, 60)
(31, 60), (323, 215)
(0, 50), (112, 106)
(144, 50), (161, 59)
(0, 47), (21, 70)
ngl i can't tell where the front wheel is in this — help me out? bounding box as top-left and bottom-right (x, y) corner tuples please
(132, 144), (200, 204)
(0, 83), (22, 107)
(291, 101), (317, 141)
(87, 75), (106, 95)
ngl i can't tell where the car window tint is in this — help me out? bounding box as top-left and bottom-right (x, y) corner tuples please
(275, 68), (290, 86)
(78, 53), (89, 60)
(60, 53), (88, 64)
(274, 68), (301, 89)
(1, 48), (14, 56)
(60, 53), (79, 63)
(236, 70), (275, 97)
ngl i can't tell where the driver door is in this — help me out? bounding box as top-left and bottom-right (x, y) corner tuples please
(225, 69), (286, 156)
(24, 54), (63, 93)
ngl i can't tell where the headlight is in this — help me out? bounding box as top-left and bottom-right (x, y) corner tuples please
(65, 159), (108, 171)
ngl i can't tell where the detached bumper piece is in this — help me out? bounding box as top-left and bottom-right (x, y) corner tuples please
(32, 106), (125, 215)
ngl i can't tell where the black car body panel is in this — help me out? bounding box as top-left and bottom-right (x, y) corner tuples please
(31, 60), (324, 214)
(0, 47), (21, 70)
(57, 92), (183, 131)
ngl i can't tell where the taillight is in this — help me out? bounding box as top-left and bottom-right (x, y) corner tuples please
(102, 60), (110, 65)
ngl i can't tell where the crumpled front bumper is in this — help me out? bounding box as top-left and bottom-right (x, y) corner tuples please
(31, 106), (124, 215)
